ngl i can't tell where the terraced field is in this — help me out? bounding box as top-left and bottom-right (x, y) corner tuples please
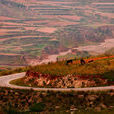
(0, 0), (114, 67)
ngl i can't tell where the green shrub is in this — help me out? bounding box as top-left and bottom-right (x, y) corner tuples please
(30, 102), (45, 112)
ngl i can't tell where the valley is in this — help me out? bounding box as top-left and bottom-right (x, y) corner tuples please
(0, 0), (114, 113)
(76, 38), (114, 55)
(25, 38), (114, 66)
(0, 0), (114, 67)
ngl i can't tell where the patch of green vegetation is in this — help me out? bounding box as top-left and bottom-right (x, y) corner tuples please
(10, 78), (29, 87)
(30, 102), (45, 112)
(0, 67), (28, 76)
(103, 70), (114, 82)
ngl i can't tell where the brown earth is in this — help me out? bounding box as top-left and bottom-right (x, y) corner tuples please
(24, 71), (107, 88)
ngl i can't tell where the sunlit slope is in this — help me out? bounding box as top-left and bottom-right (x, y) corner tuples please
(12, 55), (114, 88)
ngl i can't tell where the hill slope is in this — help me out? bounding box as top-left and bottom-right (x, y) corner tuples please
(0, 0), (114, 67)
(11, 55), (114, 88)
(0, 0), (31, 18)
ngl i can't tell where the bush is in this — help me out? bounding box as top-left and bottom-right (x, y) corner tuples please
(30, 102), (45, 112)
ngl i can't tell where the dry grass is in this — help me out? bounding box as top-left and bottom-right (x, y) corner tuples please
(29, 55), (114, 81)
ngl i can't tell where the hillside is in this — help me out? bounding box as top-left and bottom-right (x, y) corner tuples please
(0, 0), (114, 67)
(0, 0), (31, 18)
(54, 25), (114, 48)
(105, 48), (114, 55)
(11, 55), (114, 88)
(0, 87), (114, 113)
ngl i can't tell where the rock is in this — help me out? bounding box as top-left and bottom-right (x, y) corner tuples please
(100, 103), (107, 109)
(55, 106), (60, 109)
(109, 92), (114, 96)
(28, 98), (32, 103)
(10, 90), (13, 93)
(15, 92), (19, 95)
(70, 105), (78, 111)
(70, 108), (78, 111)
(90, 101), (94, 105)
(95, 107), (101, 112)
(71, 111), (75, 114)
(29, 84), (32, 87)
(66, 110), (69, 113)
(5, 90), (8, 95)
(86, 95), (98, 101)
(78, 95), (84, 99)
(42, 92), (47, 96)
(109, 106), (114, 108)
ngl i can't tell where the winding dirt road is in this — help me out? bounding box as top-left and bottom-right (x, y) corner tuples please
(0, 72), (114, 92)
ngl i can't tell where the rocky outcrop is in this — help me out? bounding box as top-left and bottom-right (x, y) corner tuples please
(24, 71), (107, 88)
(0, 87), (114, 112)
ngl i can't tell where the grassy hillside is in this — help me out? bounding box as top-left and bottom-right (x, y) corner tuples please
(10, 55), (114, 88)
(27, 55), (114, 76)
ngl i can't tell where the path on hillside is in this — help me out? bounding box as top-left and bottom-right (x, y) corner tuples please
(0, 72), (114, 92)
